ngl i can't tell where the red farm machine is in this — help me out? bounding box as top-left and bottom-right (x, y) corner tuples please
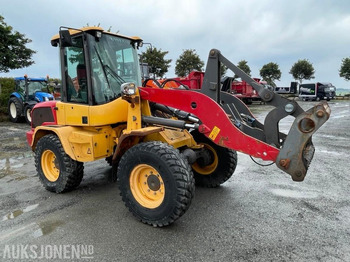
(144, 71), (264, 104)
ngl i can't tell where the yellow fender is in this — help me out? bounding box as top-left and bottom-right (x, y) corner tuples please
(31, 125), (115, 162)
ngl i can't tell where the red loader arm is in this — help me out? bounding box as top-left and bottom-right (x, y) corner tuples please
(139, 49), (331, 181)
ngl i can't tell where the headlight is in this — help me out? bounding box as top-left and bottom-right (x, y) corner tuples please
(121, 83), (136, 96)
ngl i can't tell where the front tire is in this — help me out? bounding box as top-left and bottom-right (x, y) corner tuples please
(24, 104), (33, 124)
(191, 131), (238, 187)
(118, 141), (195, 227)
(35, 134), (84, 193)
(8, 97), (22, 123)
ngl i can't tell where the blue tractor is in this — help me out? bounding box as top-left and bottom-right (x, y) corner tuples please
(8, 75), (55, 124)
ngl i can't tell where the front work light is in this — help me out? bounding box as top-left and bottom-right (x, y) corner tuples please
(121, 82), (136, 96)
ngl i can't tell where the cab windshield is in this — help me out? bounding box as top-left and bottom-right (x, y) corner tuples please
(88, 33), (141, 104)
(27, 81), (49, 96)
(17, 80), (48, 96)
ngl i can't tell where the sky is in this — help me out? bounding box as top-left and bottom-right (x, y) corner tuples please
(1, 0), (350, 89)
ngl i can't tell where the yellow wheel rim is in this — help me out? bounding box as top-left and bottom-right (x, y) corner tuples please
(41, 150), (60, 182)
(192, 143), (219, 175)
(129, 164), (165, 209)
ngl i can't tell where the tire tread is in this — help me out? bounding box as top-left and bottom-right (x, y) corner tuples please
(35, 134), (84, 193)
(118, 141), (195, 227)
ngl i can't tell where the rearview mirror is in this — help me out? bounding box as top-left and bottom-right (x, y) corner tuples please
(59, 30), (73, 47)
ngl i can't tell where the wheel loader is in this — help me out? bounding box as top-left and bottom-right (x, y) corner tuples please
(26, 26), (330, 227)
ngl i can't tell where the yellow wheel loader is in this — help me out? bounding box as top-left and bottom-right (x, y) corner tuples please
(27, 27), (330, 227)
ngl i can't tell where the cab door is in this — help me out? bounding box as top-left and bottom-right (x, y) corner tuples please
(57, 35), (91, 126)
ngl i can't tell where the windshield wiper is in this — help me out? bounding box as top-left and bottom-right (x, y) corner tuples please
(94, 46), (126, 90)
(103, 64), (126, 85)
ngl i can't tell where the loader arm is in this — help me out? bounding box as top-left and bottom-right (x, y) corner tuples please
(140, 49), (330, 181)
(201, 49), (306, 147)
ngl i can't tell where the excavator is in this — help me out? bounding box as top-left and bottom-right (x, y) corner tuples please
(26, 27), (330, 227)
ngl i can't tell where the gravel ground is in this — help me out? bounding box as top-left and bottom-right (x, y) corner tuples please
(0, 100), (349, 261)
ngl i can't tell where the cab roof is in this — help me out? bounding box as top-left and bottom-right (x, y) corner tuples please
(15, 77), (47, 81)
(51, 26), (142, 46)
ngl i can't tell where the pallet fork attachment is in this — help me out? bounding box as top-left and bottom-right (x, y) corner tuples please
(140, 49), (330, 181)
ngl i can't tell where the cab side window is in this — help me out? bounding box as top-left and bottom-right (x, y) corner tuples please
(64, 37), (88, 104)
(17, 80), (25, 94)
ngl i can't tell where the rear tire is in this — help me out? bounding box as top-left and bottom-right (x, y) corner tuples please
(191, 131), (238, 187)
(35, 134), (84, 193)
(8, 97), (22, 123)
(118, 141), (195, 227)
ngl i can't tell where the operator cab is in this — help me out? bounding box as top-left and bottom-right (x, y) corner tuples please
(51, 27), (142, 106)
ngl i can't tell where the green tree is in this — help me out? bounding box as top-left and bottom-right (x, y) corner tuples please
(0, 15), (36, 73)
(140, 47), (172, 78)
(259, 62), (281, 87)
(175, 49), (204, 77)
(339, 57), (350, 81)
(289, 59), (315, 84)
(234, 60), (251, 79)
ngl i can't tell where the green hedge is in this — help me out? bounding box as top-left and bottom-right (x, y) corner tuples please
(0, 77), (15, 115)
